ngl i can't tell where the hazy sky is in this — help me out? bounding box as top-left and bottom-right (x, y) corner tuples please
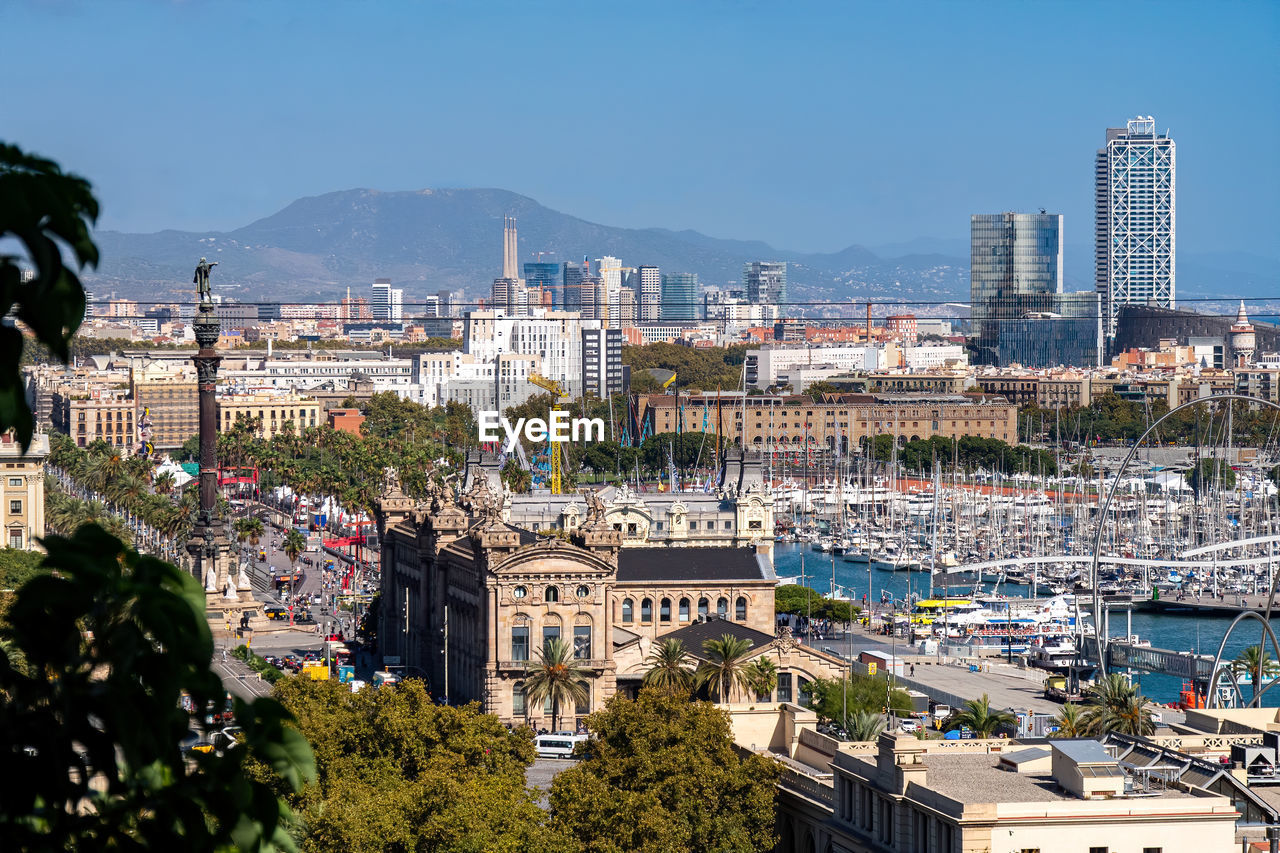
(5, 0), (1278, 257)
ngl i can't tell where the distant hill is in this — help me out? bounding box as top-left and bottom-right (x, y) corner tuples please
(87, 188), (1276, 309)
(86, 188), (967, 308)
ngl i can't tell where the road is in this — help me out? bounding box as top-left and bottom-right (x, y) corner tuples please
(526, 758), (574, 810)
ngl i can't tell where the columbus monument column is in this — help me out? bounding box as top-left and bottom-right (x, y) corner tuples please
(185, 259), (265, 628)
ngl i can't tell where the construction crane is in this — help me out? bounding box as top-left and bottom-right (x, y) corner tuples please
(529, 373), (568, 494)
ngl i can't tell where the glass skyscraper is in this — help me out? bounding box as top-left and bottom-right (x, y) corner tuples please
(523, 262), (561, 307)
(660, 273), (699, 321)
(743, 261), (787, 306)
(1095, 116), (1175, 349)
(562, 261), (588, 312)
(970, 212), (1064, 364)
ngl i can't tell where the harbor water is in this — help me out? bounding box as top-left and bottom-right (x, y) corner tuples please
(775, 542), (1280, 706)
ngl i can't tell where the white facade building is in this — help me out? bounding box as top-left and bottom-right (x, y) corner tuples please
(745, 345), (887, 390)
(902, 344), (968, 370)
(463, 309), (596, 395)
(638, 266), (661, 321)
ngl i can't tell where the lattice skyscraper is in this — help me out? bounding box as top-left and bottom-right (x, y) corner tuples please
(1095, 116), (1175, 348)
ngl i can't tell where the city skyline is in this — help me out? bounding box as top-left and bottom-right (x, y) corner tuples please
(3, 2), (1276, 263)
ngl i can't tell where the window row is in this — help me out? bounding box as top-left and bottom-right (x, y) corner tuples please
(512, 584), (592, 602)
(511, 680), (590, 718)
(620, 595), (747, 624)
(511, 624), (592, 661)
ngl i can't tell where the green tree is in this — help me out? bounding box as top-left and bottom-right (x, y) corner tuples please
(1188, 458), (1237, 495)
(744, 657), (779, 702)
(1082, 674), (1154, 736)
(805, 675), (912, 722)
(548, 690), (779, 853)
(945, 693), (1015, 738)
(774, 584), (860, 622)
(500, 458), (532, 493)
(269, 677), (553, 853)
(1049, 703), (1087, 738)
(524, 636), (591, 732)
(0, 526), (314, 851)
(0, 143), (99, 449)
(642, 638), (695, 695)
(1232, 645), (1280, 699)
(694, 634), (755, 703)
(843, 709), (886, 741)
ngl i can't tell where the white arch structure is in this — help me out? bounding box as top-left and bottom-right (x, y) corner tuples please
(1084, 393), (1280, 691)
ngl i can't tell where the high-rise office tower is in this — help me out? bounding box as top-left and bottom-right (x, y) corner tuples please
(1095, 116), (1175, 347)
(582, 328), (625, 398)
(371, 279), (393, 319)
(523, 261), (561, 308)
(970, 212), (1063, 365)
(743, 261), (787, 305)
(614, 287), (637, 328)
(596, 256), (623, 318)
(661, 272), (699, 321)
(638, 265), (662, 321)
(578, 276), (606, 321)
(562, 261), (587, 312)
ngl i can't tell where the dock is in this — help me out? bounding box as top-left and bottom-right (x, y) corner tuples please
(1132, 592), (1280, 617)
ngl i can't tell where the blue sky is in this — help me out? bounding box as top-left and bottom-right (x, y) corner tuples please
(4, 0), (1277, 258)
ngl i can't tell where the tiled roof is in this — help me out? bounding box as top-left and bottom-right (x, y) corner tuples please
(617, 547), (774, 583)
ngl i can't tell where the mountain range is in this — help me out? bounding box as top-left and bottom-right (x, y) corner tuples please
(87, 188), (1276, 310)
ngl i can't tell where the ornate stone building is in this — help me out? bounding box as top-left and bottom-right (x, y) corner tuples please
(376, 452), (845, 730)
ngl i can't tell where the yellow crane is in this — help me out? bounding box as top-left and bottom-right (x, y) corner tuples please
(529, 373), (568, 494)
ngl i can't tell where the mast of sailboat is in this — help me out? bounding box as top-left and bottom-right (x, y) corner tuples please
(931, 457), (943, 661)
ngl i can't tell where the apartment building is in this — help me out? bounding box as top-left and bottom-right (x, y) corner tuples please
(0, 432), (47, 551)
(634, 392), (1018, 447)
(218, 392), (320, 439)
(53, 388), (136, 449)
(130, 361), (198, 449)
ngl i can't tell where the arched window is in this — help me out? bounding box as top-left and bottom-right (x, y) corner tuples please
(736, 597), (747, 620)
(641, 598), (653, 623)
(621, 598), (634, 623)
(698, 598), (709, 618)
(659, 598), (672, 624)
(678, 598), (690, 622)
(717, 597), (728, 618)
(545, 586), (559, 603)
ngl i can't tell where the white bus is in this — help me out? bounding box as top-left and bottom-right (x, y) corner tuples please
(533, 733), (587, 759)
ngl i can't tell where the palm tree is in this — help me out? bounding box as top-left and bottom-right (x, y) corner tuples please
(282, 528), (307, 622)
(1232, 645), (1280, 699)
(87, 448), (125, 494)
(153, 471), (175, 496)
(1082, 673), (1154, 736)
(523, 637), (591, 732)
(841, 710), (886, 741)
(945, 693), (1015, 738)
(694, 634), (755, 704)
(744, 657), (779, 701)
(1049, 703), (1086, 738)
(642, 638), (695, 694)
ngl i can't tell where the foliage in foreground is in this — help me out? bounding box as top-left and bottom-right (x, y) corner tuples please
(268, 678), (555, 853)
(775, 584), (860, 621)
(805, 674), (913, 725)
(549, 690), (780, 853)
(0, 525), (315, 851)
